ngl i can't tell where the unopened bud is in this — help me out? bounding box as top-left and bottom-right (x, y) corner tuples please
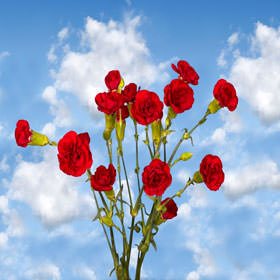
(180, 152), (193, 161)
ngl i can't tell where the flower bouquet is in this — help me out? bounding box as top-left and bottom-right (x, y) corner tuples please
(15, 59), (238, 279)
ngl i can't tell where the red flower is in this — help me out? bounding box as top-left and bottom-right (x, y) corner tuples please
(160, 198), (178, 220)
(123, 83), (137, 103)
(91, 164), (116, 191)
(199, 154), (224, 191)
(95, 91), (122, 115)
(105, 70), (121, 91)
(116, 105), (129, 121)
(57, 131), (93, 177)
(131, 90), (163, 125)
(142, 159), (172, 196)
(164, 79), (194, 114)
(171, 60), (199, 85)
(15, 120), (32, 147)
(213, 79), (238, 111)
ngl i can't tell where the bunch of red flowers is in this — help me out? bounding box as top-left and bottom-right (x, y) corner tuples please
(15, 59), (238, 280)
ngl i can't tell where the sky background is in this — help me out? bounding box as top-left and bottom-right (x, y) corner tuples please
(1, 0), (280, 279)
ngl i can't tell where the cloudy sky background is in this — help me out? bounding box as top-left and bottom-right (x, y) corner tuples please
(1, 1), (280, 279)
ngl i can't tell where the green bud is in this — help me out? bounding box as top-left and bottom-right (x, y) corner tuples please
(180, 152), (193, 161)
(193, 171), (204, 183)
(208, 98), (221, 114)
(151, 120), (162, 147)
(117, 78), (125, 93)
(100, 216), (113, 227)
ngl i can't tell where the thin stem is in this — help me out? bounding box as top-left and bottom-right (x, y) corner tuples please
(144, 125), (153, 160)
(167, 109), (210, 165)
(106, 139), (113, 164)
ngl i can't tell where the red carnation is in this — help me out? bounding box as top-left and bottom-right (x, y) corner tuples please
(131, 90), (163, 125)
(123, 83), (137, 104)
(199, 154), (224, 191)
(57, 131), (93, 177)
(171, 60), (199, 85)
(213, 79), (238, 111)
(160, 198), (178, 220)
(164, 79), (194, 114)
(91, 164), (116, 191)
(15, 120), (32, 147)
(95, 91), (122, 115)
(105, 70), (121, 91)
(142, 159), (172, 196)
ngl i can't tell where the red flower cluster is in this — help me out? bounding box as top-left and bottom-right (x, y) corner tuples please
(171, 60), (199, 85)
(142, 159), (172, 196)
(200, 154), (224, 191)
(57, 131), (93, 177)
(160, 198), (178, 220)
(15, 120), (32, 147)
(164, 60), (199, 115)
(213, 79), (238, 111)
(91, 164), (116, 191)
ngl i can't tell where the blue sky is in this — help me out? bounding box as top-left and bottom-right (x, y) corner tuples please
(1, 1), (280, 279)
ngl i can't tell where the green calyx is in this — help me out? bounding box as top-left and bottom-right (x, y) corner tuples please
(208, 98), (221, 114)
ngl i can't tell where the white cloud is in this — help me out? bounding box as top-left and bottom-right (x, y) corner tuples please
(25, 263), (61, 280)
(217, 32), (239, 68)
(229, 22), (280, 124)
(0, 51), (10, 60)
(58, 27), (69, 42)
(178, 202), (191, 220)
(223, 159), (280, 198)
(186, 271), (200, 280)
(6, 147), (96, 228)
(47, 46), (57, 63)
(228, 32), (239, 48)
(186, 241), (217, 279)
(0, 232), (8, 248)
(200, 110), (243, 147)
(0, 155), (10, 172)
(41, 86), (72, 130)
(50, 15), (170, 119)
(72, 265), (97, 280)
(217, 50), (227, 68)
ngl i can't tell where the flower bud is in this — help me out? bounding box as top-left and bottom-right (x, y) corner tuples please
(100, 216), (113, 227)
(151, 120), (162, 147)
(117, 78), (125, 93)
(180, 152), (193, 161)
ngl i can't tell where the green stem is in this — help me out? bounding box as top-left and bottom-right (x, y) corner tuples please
(87, 169), (120, 278)
(144, 125), (153, 160)
(167, 109), (210, 165)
